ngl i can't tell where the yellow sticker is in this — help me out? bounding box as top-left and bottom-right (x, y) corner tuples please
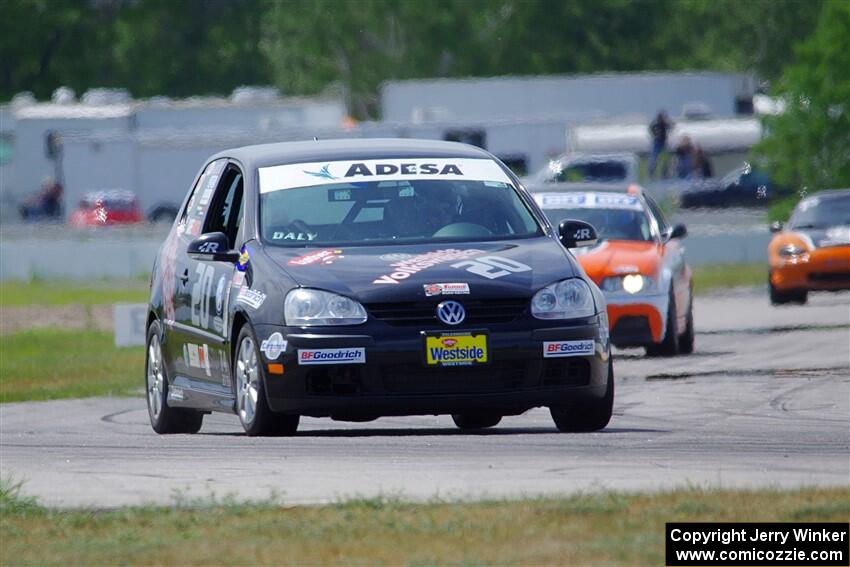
(425, 333), (488, 366)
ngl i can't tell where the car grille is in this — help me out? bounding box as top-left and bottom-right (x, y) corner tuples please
(808, 271), (850, 282)
(365, 298), (528, 327)
(381, 360), (529, 394)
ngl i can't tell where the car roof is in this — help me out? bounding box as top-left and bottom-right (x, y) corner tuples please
(802, 188), (850, 201)
(209, 138), (495, 170)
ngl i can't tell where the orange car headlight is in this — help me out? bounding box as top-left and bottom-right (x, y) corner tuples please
(601, 275), (656, 294)
(778, 244), (807, 258)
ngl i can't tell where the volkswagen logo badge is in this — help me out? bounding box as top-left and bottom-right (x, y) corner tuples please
(436, 300), (465, 325)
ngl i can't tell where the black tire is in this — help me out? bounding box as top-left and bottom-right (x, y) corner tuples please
(145, 321), (204, 434)
(550, 358), (614, 432)
(769, 274), (808, 305)
(678, 297), (695, 354)
(646, 288), (679, 357)
(451, 413), (502, 430)
(233, 323), (299, 437)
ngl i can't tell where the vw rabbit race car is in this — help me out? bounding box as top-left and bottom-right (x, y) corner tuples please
(146, 139), (613, 436)
(768, 189), (850, 305)
(530, 184), (694, 356)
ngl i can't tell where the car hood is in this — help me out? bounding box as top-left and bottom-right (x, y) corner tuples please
(264, 237), (576, 303)
(791, 225), (850, 249)
(571, 240), (662, 284)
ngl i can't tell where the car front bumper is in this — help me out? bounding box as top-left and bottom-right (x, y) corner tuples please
(254, 318), (609, 418)
(771, 246), (850, 292)
(603, 291), (667, 347)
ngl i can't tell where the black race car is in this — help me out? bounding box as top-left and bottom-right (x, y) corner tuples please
(145, 139), (612, 436)
(679, 164), (790, 208)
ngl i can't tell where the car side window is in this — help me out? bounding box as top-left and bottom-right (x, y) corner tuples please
(203, 165), (244, 250)
(181, 159), (228, 236)
(644, 195), (669, 234)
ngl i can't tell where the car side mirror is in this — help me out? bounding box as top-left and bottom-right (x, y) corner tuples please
(558, 219), (598, 248)
(769, 221), (783, 233)
(188, 232), (240, 262)
(667, 223), (687, 240)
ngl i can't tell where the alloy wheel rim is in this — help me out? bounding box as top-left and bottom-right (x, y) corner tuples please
(236, 337), (259, 426)
(146, 335), (164, 420)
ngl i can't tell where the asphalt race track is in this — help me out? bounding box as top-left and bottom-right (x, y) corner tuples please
(2, 289), (848, 508)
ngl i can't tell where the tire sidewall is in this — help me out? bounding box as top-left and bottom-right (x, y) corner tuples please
(234, 323), (270, 435)
(145, 320), (168, 430)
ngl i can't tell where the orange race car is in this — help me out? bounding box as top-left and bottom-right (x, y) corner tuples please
(531, 184), (694, 356)
(768, 189), (850, 305)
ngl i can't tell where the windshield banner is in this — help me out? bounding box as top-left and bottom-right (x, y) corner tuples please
(259, 158), (513, 193)
(533, 192), (642, 211)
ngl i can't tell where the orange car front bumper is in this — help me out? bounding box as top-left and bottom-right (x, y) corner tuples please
(606, 302), (665, 346)
(770, 246), (850, 292)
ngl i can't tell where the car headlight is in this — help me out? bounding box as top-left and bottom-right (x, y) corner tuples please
(778, 244), (807, 257)
(531, 278), (596, 319)
(284, 289), (367, 326)
(601, 274), (656, 294)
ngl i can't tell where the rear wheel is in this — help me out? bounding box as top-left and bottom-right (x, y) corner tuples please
(451, 413), (502, 430)
(769, 273), (808, 305)
(145, 321), (203, 434)
(234, 324), (299, 437)
(550, 358), (614, 432)
(646, 289), (679, 357)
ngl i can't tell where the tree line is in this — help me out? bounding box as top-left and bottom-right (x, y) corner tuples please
(1, 0), (847, 192)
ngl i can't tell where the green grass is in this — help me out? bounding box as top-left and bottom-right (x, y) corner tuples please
(692, 263), (765, 294)
(0, 278), (149, 307)
(0, 329), (144, 403)
(1, 483), (846, 566)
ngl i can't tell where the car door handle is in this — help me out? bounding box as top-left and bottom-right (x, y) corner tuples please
(179, 269), (189, 286)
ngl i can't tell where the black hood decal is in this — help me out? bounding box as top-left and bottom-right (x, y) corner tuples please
(264, 237), (576, 303)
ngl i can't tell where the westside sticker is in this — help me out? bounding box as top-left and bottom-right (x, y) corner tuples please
(236, 288), (266, 309)
(288, 249), (343, 266)
(260, 332), (287, 360)
(423, 283), (470, 297)
(374, 248), (484, 285)
(543, 340), (595, 358)
(298, 348), (365, 365)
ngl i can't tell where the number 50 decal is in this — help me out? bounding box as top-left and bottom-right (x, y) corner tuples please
(452, 256), (532, 279)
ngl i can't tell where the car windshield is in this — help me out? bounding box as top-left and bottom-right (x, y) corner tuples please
(541, 207), (652, 241)
(790, 193), (850, 229)
(259, 178), (542, 246)
(552, 161), (628, 183)
(534, 192), (652, 242)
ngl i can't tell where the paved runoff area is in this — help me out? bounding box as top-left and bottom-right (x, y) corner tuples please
(2, 289), (848, 508)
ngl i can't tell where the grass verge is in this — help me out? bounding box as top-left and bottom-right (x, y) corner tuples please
(0, 278), (149, 307)
(0, 329), (143, 403)
(692, 263), (765, 294)
(1, 483), (847, 566)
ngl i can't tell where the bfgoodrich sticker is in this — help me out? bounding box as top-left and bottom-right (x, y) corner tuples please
(298, 348), (365, 365)
(543, 340), (594, 357)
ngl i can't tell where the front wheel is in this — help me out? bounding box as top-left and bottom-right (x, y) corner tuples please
(145, 321), (203, 434)
(234, 324), (299, 437)
(451, 413), (502, 430)
(769, 273), (808, 305)
(646, 288), (679, 357)
(550, 358), (614, 432)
